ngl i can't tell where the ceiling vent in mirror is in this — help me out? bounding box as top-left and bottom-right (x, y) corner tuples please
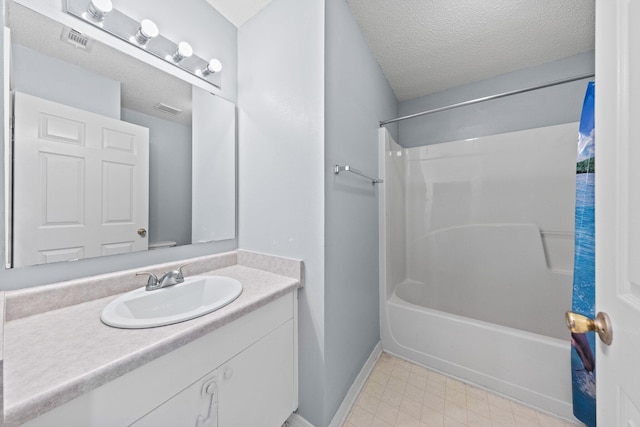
(154, 103), (183, 116)
(61, 26), (94, 51)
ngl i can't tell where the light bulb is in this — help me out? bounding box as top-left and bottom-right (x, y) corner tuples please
(203, 59), (222, 75)
(134, 19), (159, 45)
(87, 0), (113, 22)
(172, 42), (193, 63)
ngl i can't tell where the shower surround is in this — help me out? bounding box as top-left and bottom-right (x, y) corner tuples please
(379, 123), (578, 419)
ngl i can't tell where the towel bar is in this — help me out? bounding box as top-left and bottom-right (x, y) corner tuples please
(334, 165), (383, 184)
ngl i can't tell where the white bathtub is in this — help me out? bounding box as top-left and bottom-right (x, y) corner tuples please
(381, 281), (574, 418)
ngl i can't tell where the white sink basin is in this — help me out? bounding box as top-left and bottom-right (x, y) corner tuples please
(101, 275), (243, 329)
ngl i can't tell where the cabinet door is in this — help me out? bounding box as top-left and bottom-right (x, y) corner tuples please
(130, 371), (218, 427)
(218, 320), (295, 427)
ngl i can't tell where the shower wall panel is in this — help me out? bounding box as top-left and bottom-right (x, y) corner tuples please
(380, 133), (407, 301)
(404, 122), (578, 338)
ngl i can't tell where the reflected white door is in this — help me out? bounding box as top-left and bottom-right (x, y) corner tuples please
(596, 0), (640, 424)
(12, 91), (149, 267)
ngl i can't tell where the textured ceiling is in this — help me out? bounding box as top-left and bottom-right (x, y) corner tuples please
(346, 0), (595, 102)
(12, 1), (596, 116)
(205, 0), (273, 27)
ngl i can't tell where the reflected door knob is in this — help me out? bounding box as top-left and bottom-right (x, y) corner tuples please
(566, 311), (613, 345)
(137, 228), (147, 237)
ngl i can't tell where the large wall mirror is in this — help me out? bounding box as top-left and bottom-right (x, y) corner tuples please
(5, 0), (236, 269)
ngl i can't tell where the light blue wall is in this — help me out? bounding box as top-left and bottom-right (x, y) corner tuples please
(398, 50), (594, 147)
(12, 44), (121, 119)
(121, 108), (192, 246)
(240, 1), (398, 425)
(237, 0), (326, 425)
(0, 0), (238, 290)
(324, 0), (397, 424)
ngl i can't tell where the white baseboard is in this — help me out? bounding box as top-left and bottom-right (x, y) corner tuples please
(285, 341), (383, 427)
(285, 413), (315, 427)
(327, 341), (383, 427)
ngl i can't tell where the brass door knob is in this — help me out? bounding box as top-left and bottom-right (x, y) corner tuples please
(566, 311), (613, 345)
(137, 228), (147, 237)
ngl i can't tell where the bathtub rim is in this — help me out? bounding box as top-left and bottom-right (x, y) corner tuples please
(391, 279), (571, 343)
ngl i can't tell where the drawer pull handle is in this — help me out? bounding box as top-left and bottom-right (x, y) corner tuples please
(196, 378), (217, 427)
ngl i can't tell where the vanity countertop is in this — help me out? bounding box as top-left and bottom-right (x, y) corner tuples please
(2, 253), (302, 427)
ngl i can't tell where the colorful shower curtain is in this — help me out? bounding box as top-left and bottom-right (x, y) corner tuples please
(571, 81), (596, 427)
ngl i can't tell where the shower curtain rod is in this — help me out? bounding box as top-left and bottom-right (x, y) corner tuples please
(379, 73), (595, 127)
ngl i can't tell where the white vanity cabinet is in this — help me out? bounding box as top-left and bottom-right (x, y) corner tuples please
(218, 320), (295, 427)
(131, 320), (295, 427)
(21, 291), (298, 427)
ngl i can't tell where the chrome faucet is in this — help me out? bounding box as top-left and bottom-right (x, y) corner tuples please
(137, 264), (191, 291)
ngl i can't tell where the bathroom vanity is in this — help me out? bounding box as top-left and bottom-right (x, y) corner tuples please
(1, 251), (301, 427)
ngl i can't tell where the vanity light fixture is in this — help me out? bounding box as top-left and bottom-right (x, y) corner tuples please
(172, 41), (193, 63)
(134, 19), (159, 46)
(65, 0), (223, 89)
(202, 59), (222, 76)
(87, 0), (112, 22)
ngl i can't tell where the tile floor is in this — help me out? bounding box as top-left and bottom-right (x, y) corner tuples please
(342, 352), (582, 427)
